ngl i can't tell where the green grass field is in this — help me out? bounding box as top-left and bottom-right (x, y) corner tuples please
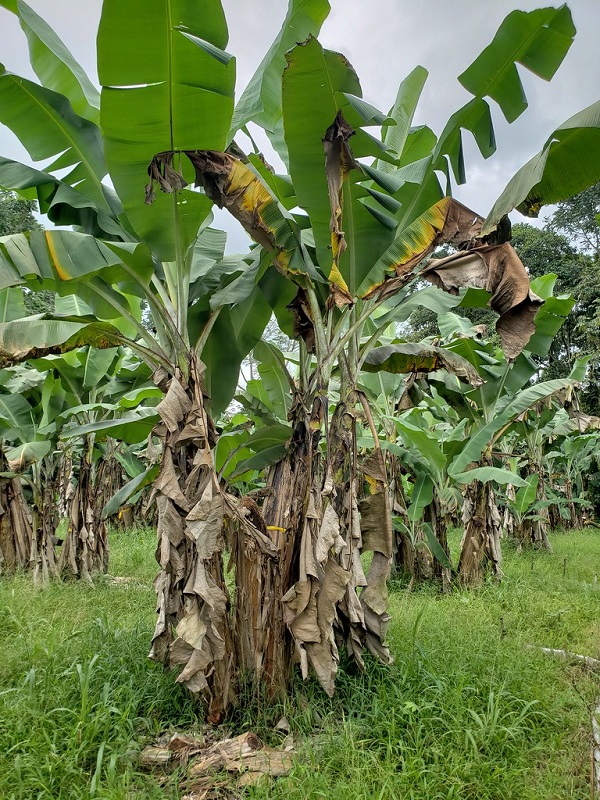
(0, 527), (598, 799)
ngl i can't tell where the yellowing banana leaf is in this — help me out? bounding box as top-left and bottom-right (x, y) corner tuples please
(145, 150), (316, 281)
(5, 440), (52, 471)
(0, 232), (154, 320)
(282, 37), (395, 292)
(357, 197), (482, 299)
(323, 111), (355, 305)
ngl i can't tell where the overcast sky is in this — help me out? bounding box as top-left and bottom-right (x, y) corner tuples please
(0, 0), (598, 250)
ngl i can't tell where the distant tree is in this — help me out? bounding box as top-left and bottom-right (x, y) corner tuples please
(511, 223), (600, 413)
(548, 181), (600, 256)
(0, 190), (41, 236)
(0, 191), (54, 315)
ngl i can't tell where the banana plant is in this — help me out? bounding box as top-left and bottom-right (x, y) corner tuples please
(544, 421), (600, 529)
(0, 0), (598, 715)
(0, 0), (332, 718)
(414, 292), (586, 583)
(35, 343), (159, 580)
(144, 2), (600, 691)
(0, 358), (64, 583)
(0, 332), (157, 581)
(0, 448), (37, 578)
(499, 460), (545, 548)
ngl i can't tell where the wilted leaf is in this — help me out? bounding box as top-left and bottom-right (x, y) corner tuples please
(323, 111), (356, 305)
(423, 242), (542, 358)
(363, 342), (483, 385)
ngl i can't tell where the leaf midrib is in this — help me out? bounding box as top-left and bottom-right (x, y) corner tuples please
(10, 75), (107, 209)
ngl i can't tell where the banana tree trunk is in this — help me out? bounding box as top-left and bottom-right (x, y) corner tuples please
(150, 359), (235, 724)
(0, 456), (59, 584)
(231, 413), (312, 698)
(458, 479), (502, 586)
(424, 495), (451, 591)
(233, 385), (393, 699)
(150, 358), (394, 720)
(389, 456), (432, 581)
(0, 472), (31, 575)
(564, 478), (582, 529)
(518, 469), (552, 552)
(502, 482), (517, 540)
(547, 473), (561, 530)
(59, 438), (109, 580)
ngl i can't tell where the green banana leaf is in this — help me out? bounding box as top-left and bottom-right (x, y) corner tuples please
(231, 444), (288, 478)
(98, 0), (235, 261)
(102, 463), (160, 519)
(378, 67), (428, 171)
(459, 6), (574, 123)
(512, 474), (539, 515)
(0, 68), (107, 207)
(0, 392), (34, 439)
(431, 6), (574, 185)
(484, 101), (600, 232)
(230, 0), (330, 139)
(407, 472), (434, 523)
(451, 466), (527, 487)
(201, 285), (272, 416)
(0, 0), (100, 121)
(422, 522), (453, 571)
(0, 287), (27, 322)
(449, 377), (581, 477)
(61, 408), (159, 444)
(394, 417), (446, 477)
(0, 230), (152, 293)
(0, 157), (125, 238)
(253, 340), (295, 421)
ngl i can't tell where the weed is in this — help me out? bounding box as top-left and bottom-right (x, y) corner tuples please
(0, 526), (598, 798)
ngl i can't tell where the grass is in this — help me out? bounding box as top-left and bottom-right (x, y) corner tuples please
(0, 526), (598, 799)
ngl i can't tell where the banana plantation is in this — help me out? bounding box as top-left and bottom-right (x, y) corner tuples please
(0, 0), (599, 781)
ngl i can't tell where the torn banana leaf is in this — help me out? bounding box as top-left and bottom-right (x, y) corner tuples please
(484, 100), (600, 233)
(0, 315), (125, 367)
(422, 243), (542, 359)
